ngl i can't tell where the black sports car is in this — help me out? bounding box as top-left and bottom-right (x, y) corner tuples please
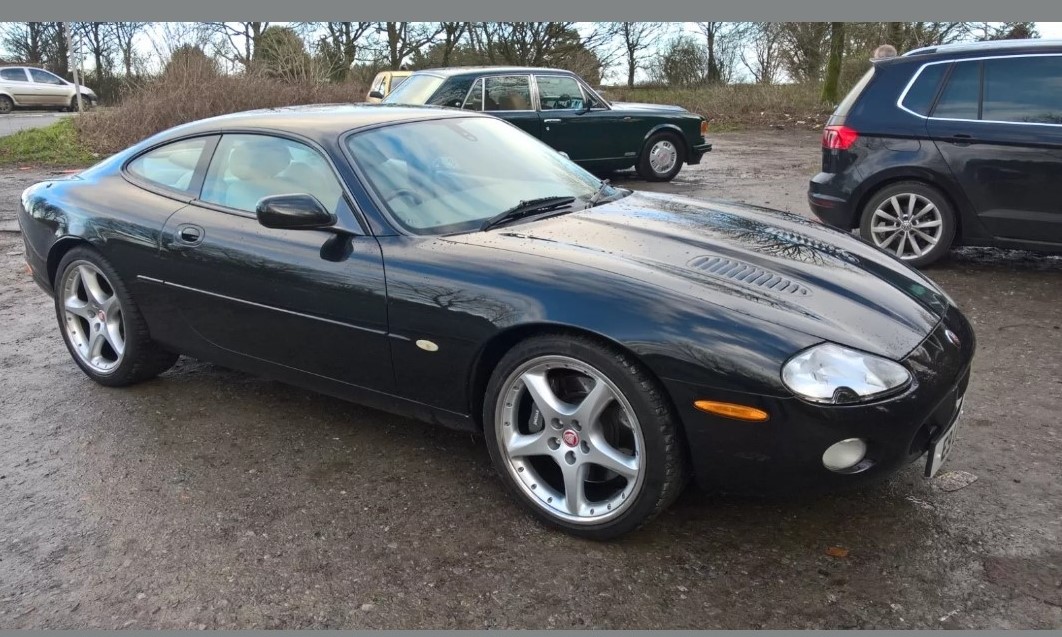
(17, 105), (975, 539)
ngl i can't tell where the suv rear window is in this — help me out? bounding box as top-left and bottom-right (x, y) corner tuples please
(982, 55), (1062, 124)
(901, 63), (947, 116)
(832, 67), (875, 118)
(932, 61), (980, 120)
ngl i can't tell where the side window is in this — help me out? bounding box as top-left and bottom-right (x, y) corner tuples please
(390, 75), (409, 91)
(537, 75), (586, 110)
(901, 63), (947, 116)
(201, 134), (345, 215)
(428, 76), (475, 108)
(126, 137), (211, 193)
(983, 55), (1062, 125)
(0, 68), (28, 82)
(484, 75), (531, 111)
(462, 78), (484, 111)
(29, 69), (66, 85)
(932, 61), (980, 120)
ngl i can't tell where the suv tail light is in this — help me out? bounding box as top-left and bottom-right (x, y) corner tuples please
(822, 125), (858, 150)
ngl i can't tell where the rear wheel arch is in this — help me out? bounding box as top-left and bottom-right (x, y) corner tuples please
(854, 173), (965, 243)
(48, 237), (94, 288)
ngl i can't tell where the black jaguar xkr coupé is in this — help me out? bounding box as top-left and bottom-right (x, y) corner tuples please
(18, 105), (975, 538)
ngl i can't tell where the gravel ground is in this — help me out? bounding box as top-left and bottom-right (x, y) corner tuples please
(0, 130), (1060, 629)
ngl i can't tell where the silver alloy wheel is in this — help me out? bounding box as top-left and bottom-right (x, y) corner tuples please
(647, 140), (678, 175)
(60, 262), (126, 373)
(869, 193), (944, 260)
(495, 355), (645, 525)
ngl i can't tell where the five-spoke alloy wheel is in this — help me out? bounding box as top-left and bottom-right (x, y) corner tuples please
(54, 247), (178, 386)
(484, 335), (687, 539)
(859, 181), (956, 268)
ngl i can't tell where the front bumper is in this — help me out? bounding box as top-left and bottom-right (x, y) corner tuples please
(666, 305), (976, 495)
(687, 140), (713, 166)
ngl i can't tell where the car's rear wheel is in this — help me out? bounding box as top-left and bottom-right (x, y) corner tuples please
(483, 334), (688, 539)
(0, 96), (13, 114)
(636, 132), (684, 182)
(859, 181), (956, 268)
(54, 247), (178, 387)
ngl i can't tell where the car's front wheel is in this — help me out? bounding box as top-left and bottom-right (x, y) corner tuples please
(54, 247), (178, 386)
(859, 181), (956, 268)
(483, 334), (688, 539)
(636, 132), (684, 182)
(0, 95), (13, 114)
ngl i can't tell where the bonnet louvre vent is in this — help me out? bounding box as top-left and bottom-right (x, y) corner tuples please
(687, 256), (811, 296)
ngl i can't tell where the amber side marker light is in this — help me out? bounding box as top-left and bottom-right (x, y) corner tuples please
(694, 400), (769, 422)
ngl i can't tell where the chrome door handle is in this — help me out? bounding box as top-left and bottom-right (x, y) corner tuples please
(543, 118), (561, 124)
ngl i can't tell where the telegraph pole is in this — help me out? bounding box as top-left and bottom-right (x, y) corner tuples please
(64, 22), (84, 114)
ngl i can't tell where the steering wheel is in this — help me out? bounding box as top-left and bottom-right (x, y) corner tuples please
(555, 93), (572, 109)
(382, 188), (423, 205)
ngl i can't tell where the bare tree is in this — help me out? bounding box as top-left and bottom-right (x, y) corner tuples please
(74, 22), (116, 78)
(436, 22), (467, 66)
(821, 22), (845, 103)
(778, 22), (831, 83)
(205, 21), (270, 71)
(695, 22), (746, 84)
(1, 22), (49, 64)
(374, 22), (443, 69)
(612, 22), (667, 87)
(740, 22), (784, 84)
(110, 22), (148, 75)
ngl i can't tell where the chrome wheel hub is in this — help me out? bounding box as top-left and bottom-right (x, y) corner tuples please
(648, 140), (678, 175)
(61, 262), (126, 373)
(869, 193), (943, 260)
(495, 356), (645, 525)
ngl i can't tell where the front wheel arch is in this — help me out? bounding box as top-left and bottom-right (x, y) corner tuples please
(467, 324), (680, 435)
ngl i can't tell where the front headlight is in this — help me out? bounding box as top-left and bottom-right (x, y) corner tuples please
(781, 343), (911, 404)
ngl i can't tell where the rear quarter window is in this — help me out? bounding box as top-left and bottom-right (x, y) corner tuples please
(126, 137), (210, 193)
(900, 63), (947, 116)
(832, 67), (876, 119)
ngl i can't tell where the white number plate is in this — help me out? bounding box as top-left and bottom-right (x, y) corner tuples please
(925, 395), (964, 478)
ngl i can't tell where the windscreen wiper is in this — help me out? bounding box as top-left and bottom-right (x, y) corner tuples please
(586, 179), (612, 207)
(480, 196), (577, 232)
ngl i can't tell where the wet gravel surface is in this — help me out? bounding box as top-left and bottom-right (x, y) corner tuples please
(0, 130), (1060, 629)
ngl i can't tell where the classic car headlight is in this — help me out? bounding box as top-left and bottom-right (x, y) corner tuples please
(781, 343), (911, 404)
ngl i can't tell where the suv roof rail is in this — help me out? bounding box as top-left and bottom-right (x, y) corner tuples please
(904, 38), (1062, 57)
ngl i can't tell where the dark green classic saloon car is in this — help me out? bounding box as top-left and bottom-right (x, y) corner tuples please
(381, 66), (712, 181)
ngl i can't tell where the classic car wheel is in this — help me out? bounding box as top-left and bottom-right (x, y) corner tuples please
(859, 181), (956, 268)
(484, 334), (688, 539)
(0, 96), (13, 114)
(54, 247), (178, 387)
(637, 132), (684, 182)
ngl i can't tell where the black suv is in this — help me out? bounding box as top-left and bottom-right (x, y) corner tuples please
(808, 39), (1062, 267)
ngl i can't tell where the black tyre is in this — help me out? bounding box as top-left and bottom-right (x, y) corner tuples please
(636, 131), (684, 182)
(0, 95), (13, 114)
(53, 246), (178, 386)
(483, 334), (688, 539)
(859, 181), (956, 268)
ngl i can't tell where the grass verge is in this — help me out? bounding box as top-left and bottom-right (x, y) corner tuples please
(0, 118), (97, 168)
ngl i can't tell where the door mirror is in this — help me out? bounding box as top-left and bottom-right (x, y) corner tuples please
(368, 90), (385, 100)
(256, 194), (336, 230)
(557, 151), (570, 160)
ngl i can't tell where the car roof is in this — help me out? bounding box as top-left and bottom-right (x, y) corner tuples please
(411, 66), (574, 78)
(876, 38), (1062, 67)
(152, 103), (488, 145)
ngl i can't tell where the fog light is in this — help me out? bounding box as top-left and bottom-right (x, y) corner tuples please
(822, 438), (868, 472)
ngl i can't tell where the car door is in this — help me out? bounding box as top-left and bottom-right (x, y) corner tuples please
(157, 132), (395, 392)
(534, 74), (629, 163)
(462, 75), (541, 138)
(27, 68), (71, 105)
(0, 68), (35, 104)
(926, 54), (1062, 244)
